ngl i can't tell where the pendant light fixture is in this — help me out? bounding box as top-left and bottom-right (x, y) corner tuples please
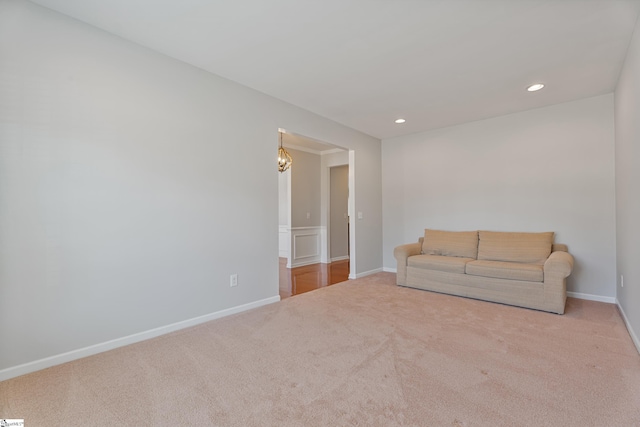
(278, 132), (293, 173)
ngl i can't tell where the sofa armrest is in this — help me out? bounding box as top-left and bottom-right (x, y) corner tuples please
(543, 250), (574, 314)
(552, 243), (568, 253)
(394, 240), (422, 286)
(394, 242), (422, 262)
(544, 250), (574, 278)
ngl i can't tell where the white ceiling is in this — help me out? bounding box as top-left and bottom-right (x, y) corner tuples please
(31, 0), (640, 140)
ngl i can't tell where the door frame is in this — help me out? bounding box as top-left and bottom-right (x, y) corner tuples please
(278, 129), (356, 279)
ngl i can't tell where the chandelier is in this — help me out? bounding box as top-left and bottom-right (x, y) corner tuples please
(278, 132), (293, 172)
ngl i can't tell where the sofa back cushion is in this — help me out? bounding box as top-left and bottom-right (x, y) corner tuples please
(422, 229), (479, 259)
(477, 231), (554, 264)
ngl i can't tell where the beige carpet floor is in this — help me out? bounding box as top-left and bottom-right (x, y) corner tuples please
(1, 272), (639, 426)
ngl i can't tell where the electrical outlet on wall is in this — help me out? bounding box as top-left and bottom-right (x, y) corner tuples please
(230, 274), (238, 287)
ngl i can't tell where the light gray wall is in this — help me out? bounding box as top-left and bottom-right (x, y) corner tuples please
(330, 165), (349, 259)
(289, 148), (321, 227)
(352, 145), (383, 274)
(321, 151), (350, 235)
(322, 150), (350, 167)
(0, 0), (382, 372)
(278, 169), (289, 226)
(320, 149), (350, 265)
(615, 16), (640, 347)
(382, 94), (616, 298)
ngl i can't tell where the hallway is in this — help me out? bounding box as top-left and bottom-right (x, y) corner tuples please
(279, 258), (349, 299)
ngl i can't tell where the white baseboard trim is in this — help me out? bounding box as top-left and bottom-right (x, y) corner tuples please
(330, 256), (350, 262)
(567, 291), (616, 304)
(289, 259), (322, 268)
(0, 295), (281, 382)
(383, 267), (397, 273)
(354, 268), (383, 279)
(616, 299), (640, 355)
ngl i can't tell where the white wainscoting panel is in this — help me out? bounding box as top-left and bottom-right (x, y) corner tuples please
(290, 227), (324, 267)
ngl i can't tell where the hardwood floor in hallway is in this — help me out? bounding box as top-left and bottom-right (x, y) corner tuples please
(279, 258), (350, 299)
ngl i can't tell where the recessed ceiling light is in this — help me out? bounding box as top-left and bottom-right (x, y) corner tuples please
(395, 118), (406, 124)
(527, 83), (545, 92)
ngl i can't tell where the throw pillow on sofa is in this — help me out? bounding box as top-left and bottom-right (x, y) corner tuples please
(477, 231), (553, 264)
(422, 229), (479, 259)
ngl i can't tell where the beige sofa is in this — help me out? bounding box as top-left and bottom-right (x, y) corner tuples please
(394, 229), (574, 314)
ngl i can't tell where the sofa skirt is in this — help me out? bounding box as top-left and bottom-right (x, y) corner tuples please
(404, 267), (566, 314)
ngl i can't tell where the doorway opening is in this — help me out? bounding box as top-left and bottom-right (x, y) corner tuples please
(276, 129), (354, 298)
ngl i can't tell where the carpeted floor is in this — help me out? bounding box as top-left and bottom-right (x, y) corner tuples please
(1, 272), (639, 426)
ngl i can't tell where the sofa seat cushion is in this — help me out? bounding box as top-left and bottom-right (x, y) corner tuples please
(422, 229), (479, 259)
(465, 260), (543, 282)
(408, 254), (474, 274)
(478, 231), (553, 264)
